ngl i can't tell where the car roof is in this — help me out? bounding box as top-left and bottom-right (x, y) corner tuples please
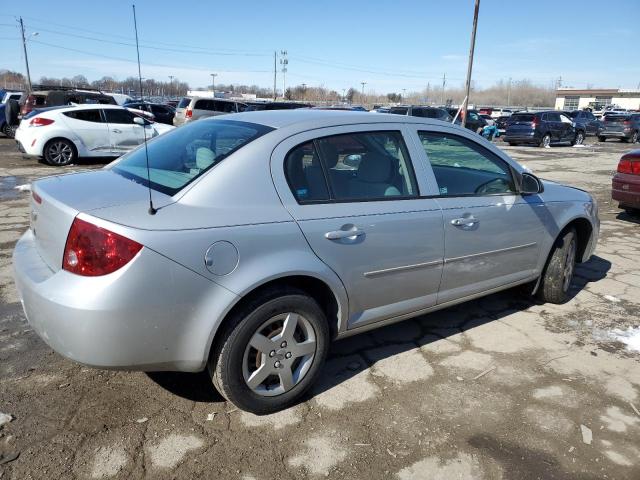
(218, 109), (454, 129)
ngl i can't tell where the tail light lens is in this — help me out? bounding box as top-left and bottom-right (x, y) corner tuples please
(531, 121), (537, 129)
(29, 117), (54, 127)
(623, 120), (631, 126)
(617, 154), (640, 175)
(63, 218), (143, 276)
(185, 108), (193, 118)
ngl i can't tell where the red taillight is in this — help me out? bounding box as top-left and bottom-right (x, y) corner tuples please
(32, 191), (42, 204)
(29, 117), (54, 127)
(623, 120), (631, 126)
(63, 218), (143, 276)
(185, 108), (193, 118)
(531, 121), (537, 129)
(617, 156), (640, 175)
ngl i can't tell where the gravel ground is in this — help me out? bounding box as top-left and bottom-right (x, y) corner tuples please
(0, 135), (639, 479)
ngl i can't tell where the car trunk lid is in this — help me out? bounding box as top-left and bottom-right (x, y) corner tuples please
(30, 169), (173, 271)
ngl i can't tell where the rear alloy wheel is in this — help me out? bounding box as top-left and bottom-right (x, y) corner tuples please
(630, 131), (639, 144)
(209, 289), (329, 414)
(44, 139), (76, 166)
(3, 123), (17, 139)
(573, 131), (585, 145)
(540, 134), (551, 148)
(537, 228), (577, 304)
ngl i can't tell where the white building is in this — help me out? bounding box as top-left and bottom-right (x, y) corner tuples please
(555, 88), (640, 111)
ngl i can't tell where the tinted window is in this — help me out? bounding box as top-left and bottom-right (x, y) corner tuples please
(419, 132), (515, 196)
(112, 120), (273, 196)
(177, 97), (191, 109)
(547, 112), (561, 122)
(389, 107), (409, 115)
(213, 100), (235, 113)
(510, 113), (534, 122)
(103, 109), (136, 124)
(150, 105), (169, 115)
(64, 109), (103, 123)
(194, 99), (214, 110)
(285, 131), (418, 203)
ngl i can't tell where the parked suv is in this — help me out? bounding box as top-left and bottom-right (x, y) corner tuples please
(19, 85), (117, 117)
(173, 97), (248, 126)
(389, 105), (452, 121)
(598, 113), (640, 143)
(504, 111), (576, 147)
(565, 110), (602, 144)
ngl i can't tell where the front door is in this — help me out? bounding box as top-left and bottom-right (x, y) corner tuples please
(103, 108), (145, 154)
(271, 125), (444, 330)
(414, 129), (545, 304)
(61, 108), (110, 154)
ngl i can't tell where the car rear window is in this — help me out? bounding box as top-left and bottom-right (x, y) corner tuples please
(111, 119), (274, 196)
(509, 114), (535, 122)
(177, 97), (191, 109)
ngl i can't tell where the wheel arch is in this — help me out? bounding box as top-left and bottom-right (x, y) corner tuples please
(43, 136), (78, 160)
(203, 272), (347, 368)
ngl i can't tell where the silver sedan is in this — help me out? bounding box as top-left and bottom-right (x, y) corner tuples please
(13, 110), (599, 413)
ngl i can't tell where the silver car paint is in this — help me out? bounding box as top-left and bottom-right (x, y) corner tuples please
(13, 111), (599, 371)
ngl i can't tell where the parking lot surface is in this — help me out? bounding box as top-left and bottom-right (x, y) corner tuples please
(0, 137), (639, 479)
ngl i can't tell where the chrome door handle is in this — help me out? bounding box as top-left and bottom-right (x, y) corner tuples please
(112, 129), (122, 133)
(451, 216), (478, 227)
(325, 227), (365, 240)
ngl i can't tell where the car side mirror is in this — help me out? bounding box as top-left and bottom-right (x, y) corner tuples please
(133, 116), (145, 126)
(521, 172), (543, 195)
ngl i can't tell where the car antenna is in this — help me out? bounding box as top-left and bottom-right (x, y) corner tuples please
(132, 4), (156, 215)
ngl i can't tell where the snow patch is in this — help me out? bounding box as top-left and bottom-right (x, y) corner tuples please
(610, 326), (640, 352)
(0, 412), (13, 427)
(14, 184), (31, 192)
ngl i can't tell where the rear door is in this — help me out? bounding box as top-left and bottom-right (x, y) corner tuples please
(61, 108), (111, 154)
(559, 113), (575, 142)
(103, 108), (145, 154)
(410, 127), (545, 303)
(271, 124), (444, 331)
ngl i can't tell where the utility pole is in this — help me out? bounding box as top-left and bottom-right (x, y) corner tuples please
(426, 82), (430, 104)
(507, 77), (512, 107)
(461, 0), (480, 129)
(402, 88), (407, 103)
(210, 73), (217, 96)
(19, 17), (33, 92)
(361, 82), (366, 102)
(441, 73), (446, 105)
(280, 50), (288, 98)
(301, 83), (307, 100)
(168, 75), (174, 98)
(273, 51), (277, 100)
(342, 88), (346, 103)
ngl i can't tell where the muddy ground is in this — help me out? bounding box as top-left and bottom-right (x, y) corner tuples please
(0, 135), (639, 479)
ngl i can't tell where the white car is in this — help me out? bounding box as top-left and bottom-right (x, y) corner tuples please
(15, 104), (174, 166)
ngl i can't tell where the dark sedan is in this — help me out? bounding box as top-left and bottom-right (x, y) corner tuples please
(123, 102), (175, 125)
(612, 150), (640, 214)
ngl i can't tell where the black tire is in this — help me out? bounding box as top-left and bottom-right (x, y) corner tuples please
(2, 122), (17, 139)
(539, 133), (551, 148)
(598, 136), (606, 142)
(209, 288), (330, 414)
(630, 131), (639, 144)
(537, 228), (577, 304)
(508, 142), (518, 146)
(623, 207), (640, 216)
(43, 138), (77, 166)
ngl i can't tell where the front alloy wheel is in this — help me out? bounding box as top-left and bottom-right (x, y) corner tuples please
(541, 134), (551, 148)
(209, 289), (329, 414)
(537, 228), (577, 304)
(574, 131), (585, 145)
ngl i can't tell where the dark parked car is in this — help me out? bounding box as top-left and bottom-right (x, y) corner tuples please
(389, 105), (452, 121)
(495, 115), (510, 135)
(565, 110), (602, 144)
(19, 85), (117, 117)
(504, 111), (576, 147)
(599, 113), (640, 143)
(444, 108), (487, 132)
(245, 101), (310, 111)
(124, 101), (175, 125)
(612, 150), (640, 214)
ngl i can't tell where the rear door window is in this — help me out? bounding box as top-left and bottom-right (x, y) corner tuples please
(194, 99), (215, 110)
(213, 101), (235, 113)
(285, 131), (418, 203)
(64, 109), (104, 123)
(510, 113), (534, 123)
(103, 109), (136, 124)
(419, 131), (515, 196)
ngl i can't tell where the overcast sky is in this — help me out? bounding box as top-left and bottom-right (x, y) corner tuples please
(2, 0), (639, 93)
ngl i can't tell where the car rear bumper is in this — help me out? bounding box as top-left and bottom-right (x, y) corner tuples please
(612, 172), (640, 208)
(503, 133), (539, 144)
(13, 229), (238, 372)
(600, 130), (630, 138)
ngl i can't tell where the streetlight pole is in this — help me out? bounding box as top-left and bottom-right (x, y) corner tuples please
(461, 0), (480, 129)
(210, 73), (218, 96)
(19, 17), (33, 91)
(507, 77), (512, 107)
(361, 82), (366, 104)
(301, 83), (306, 100)
(168, 75), (174, 98)
(280, 50), (288, 98)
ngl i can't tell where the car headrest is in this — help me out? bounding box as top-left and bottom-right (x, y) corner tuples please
(196, 147), (215, 170)
(318, 141), (339, 168)
(357, 153), (393, 183)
